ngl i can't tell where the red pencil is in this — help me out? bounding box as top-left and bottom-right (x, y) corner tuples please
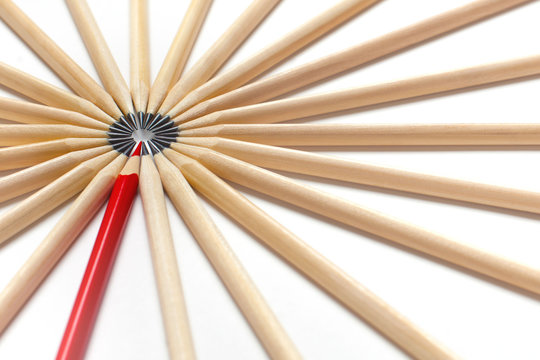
(56, 143), (142, 360)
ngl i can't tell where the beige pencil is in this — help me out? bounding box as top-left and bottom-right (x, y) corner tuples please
(164, 149), (456, 360)
(155, 152), (301, 360)
(179, 123), (540, 147)
(130, 0), (151, 113)
(178, 54), (540, 128)
(173, 144), (540, 295)
(0, 0), (123, 119)
(139, 153), (195, 360)
(157, 0), (281, 115)
(0, 150), (118, 245)
(0, 62), (115, 125)
(145, 0), (212, 113)
(180, 136), (540, 214)
(0, 138), (110, 171)
(174, 0), (535, 124)
(165, 0), (381, 118)
(0, 124), (106, 147)
(0, 154), (126, 334)
(66, 0), (134, 115)
(0, 145), (111, 203)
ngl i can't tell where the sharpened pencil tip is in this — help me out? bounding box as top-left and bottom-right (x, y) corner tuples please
(132, 142), (142, 156)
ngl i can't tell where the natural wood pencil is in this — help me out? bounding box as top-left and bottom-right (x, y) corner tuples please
(178, 54), (540, 128)
(165, 0), (381, 119)
(173, 0), (536, 124)
(157, 0), (281, 115)
(0, 0), (123, 119)
(0, 145), (111, 204)
(0, 154), (126, 335)
(0, 124), (106, 147)
(66, 0), (134, 115)
(180, 136), (540, 214)
(130, 0), (151, 113)
(155, 152), (301, 360)
(179, 123), (540, 147)
(145, 0), (212, 114)
(0, 62), (116, 125)
(172, 144), (540, 295)
(0, 150), (118, 245)
(164, 149), (457, 360)
(139, 153), (195, 360)
(0, 138), (110, 171)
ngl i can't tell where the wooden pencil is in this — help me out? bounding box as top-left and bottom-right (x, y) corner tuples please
(145, 0), (212, 114)
(0, 0), (123, 119)
(0, 145), (111, 204)
(178, 54), (540, 128)
(0, 62), (116, 125)
(179, 136), (540, 214)
(0, 150), (118, 245)
(0, 154), (127, 335)
(173, 0), (535, 124)
(155, 152), (301, 360)
(139, 152), (195, 360)
(164, 149), (456, 360)
(130, 0), (151, 113)
(179, 123), (540, 147)
(165, 0), (381, 118)
(0, 124), (106, 147)
(56, 145), (141, 360)
(0, 138), (110, 171)
(157, 0), (281, 115)
(66, 0), (134, 115)
(171, 144), (540, 295)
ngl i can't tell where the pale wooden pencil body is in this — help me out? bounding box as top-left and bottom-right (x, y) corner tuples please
(66, 0), (134, 115)
(158, 0), (281, 115)
(173, 144), (540, 295)
(0, 145), (111, 203)
(180, 123), (540, 147)
(139, 155), (195, 360)
(174, 0), (535, 123)
(167, 0), (381, 118)
(0, 150), (118, 244)
(180, 136), (540, 214)
(164, 149), (456, 360)
(0, 124), (105, 146)
(0, 0), (123, 118)
(155, 153), (301, 360)
(0, 62), (115, 124)
(179, 55), (540, 128)
(130, 0), (151, 112)
(146, 0), (212, 113)
(0, 138), (110, 171)
(0, 154), (126, 334)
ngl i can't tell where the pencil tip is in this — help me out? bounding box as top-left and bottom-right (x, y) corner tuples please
(132, 142), (142, 156)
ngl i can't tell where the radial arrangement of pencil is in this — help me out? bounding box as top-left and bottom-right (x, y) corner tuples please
(0, 1), (539, 359)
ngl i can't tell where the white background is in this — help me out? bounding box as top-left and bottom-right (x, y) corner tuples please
(1, 0), (540, 359)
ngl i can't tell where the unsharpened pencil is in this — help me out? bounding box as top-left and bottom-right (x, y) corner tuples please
(0, 154), (127, 335)
(0, 124), (106, 147)
(164, 149), (457, 360)
(158, 0), (281, 115)
(130, 0), (151, 113)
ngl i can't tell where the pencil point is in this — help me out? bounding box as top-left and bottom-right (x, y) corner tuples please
(132, 142), (143, 156)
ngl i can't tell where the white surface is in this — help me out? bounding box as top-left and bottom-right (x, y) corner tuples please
(1, 0), (540, 359)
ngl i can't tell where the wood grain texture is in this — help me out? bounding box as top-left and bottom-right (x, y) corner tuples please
(130, 0), (150, 113)
(0, 124), (106, 146)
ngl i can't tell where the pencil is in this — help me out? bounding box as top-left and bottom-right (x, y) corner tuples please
(157, 0), (281, 115)
(0, 124), (106, 147)
(139, 150), (195, 360)
(173, 0), (535, 124)
(171, 144), (540, 295)
(178, 54), (540, 128)
(164, 149), (457, 360)
(179, 136), (540, 214)
(164, 0), (381, 118)
(155, 152), (301, 360)
(56, 144), (141, 360)
(0, 154), (127, 335)
(146, 0), (212, 114)
(130, 0), (151, 113)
